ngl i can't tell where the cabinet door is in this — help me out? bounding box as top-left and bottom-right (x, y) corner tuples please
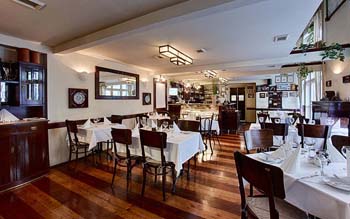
(16, 122), (49, 180)
(0, 126), (17, 187)
(21, 65), (44, 105)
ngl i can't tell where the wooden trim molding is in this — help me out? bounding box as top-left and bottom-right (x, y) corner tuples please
(290, 43), (350, 55)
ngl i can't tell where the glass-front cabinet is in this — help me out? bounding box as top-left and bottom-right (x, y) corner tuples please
(20, 63), (44, 105)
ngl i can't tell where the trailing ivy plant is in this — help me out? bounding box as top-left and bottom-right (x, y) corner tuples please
(320, 42), (345, 62)
(297, 63), (313, 80)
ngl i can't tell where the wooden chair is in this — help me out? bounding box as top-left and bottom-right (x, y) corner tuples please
(234, 151), (307, 219)
(257, 112), (269, 127)
(331, 135), (350, 156)
(177, 120), (201, 174)
(244, 129), (274, 154)
(66, 120), (90, 165)
(287, 112), (305, 125)
(168, 104), (181, 119)
(139, 129), (176, 201)
(110, 115), (123, 124)
(210, 114), (221, 149)
(219, 110), (240, 134)
(111, 128), (141, 189)
(200, 115), (213, 154)
(296, 124), (329, 150)
(263, 123), (288, 145)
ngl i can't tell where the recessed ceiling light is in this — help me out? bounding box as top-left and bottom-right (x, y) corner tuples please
(273, 34), (289, 42)
(12, 0), (46, 10)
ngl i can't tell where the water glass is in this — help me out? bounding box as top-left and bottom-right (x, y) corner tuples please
(316, 152), (329, 176)
(162, 121), (169, 130)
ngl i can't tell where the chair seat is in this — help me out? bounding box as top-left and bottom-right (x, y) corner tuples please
(115, 152), (140, 160)
(75, 141), (89, 148)
(247, 197), (307, 219)
(145, 157), (174, 168)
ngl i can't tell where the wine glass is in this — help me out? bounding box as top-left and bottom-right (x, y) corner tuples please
(305, 138), (316, 158)
(316, 152), (329, 176)
(326, 117), (335, 126)
(288, 117), (295, 125)
(258, 117), (264, 123)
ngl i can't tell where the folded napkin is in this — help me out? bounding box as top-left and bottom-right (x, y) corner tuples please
(280, 145), (301, 174)
(151, 120), (156, 128)
(270, 145), (286, 160)
(333, 118), (341, 129)
(327, 138), (346, 162)
(104, 116), (111, 125)
(132, 123), (139, 135)
(0, 109), (19, 122)
(82, 118), (92, 129)
(173, 122), (181, 133)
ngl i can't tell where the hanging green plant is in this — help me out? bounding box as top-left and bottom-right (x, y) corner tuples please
(320, 43), (345, 62)
(297, 63), (313, 80)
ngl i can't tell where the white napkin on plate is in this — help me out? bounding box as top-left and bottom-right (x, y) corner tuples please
(327, 138), (346, 162)
(82, 118), (92, 129)
(0, 109), (19, 122)
(104, 116), (111, 125)
(280, 145), (301, 174)
(173, 122), (181, 133)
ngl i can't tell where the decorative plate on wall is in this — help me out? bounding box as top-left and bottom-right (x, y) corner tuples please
(142, 92), (151, 105)
(69, 88), (88, 108)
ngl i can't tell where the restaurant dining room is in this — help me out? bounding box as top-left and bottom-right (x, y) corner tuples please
(0, 0), (350, 218)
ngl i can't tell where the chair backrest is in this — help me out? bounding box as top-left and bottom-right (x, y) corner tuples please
(200, 114), (213, 132)
(257, 112), (269, 123)
(331, 135), (350, 154)
(296, 124), (329, 149)
(157, 118), (172, 128)
(177, 120), (200, 132)
(111, 115), (123, 124)
(287, 112), (305, 125)
(263, 123), (288, 141)
(220, 110), (239, 132)
(111, 128), (132, 157)
(244, 129), (273, 153)
(139, 129), (167, 164)
(66, 120), (79, 145)
(234, 151), (285, 219)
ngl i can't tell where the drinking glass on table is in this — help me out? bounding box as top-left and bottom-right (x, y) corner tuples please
(316, 152), (329, 176)
(304, 138), (316, 158)
(169, 124), (174, 132)
(140, 118), (146, 128)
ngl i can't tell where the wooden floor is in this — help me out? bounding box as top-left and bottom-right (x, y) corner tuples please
(0, 129), (248, 219)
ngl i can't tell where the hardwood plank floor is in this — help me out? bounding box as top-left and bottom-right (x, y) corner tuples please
(0, 130), (248, 219)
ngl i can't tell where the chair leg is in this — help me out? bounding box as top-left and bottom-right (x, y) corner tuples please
(126, 161), (131, 191)
(68, 146), (72, 162)
(141, 167), (147, 197)
(154, 168), (157, 184)
(187, 160), (190, 180)
(215, 134), (221, 150)
(249, 184), (254, 197)
(171, 166), (176, 194)
(75, 149), (79, 167)
(208, 135), (213, 154)
(111, 159), (118, 187)
(194, 154), (197, 168)
(162, 167), (166, 201)
(98, 143), (102, 161)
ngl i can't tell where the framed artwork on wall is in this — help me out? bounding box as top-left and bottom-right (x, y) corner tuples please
(142, 92), (151, 105)
(281, 75), (287, 83)
(259, 93), (265, 98)
(275, 76), (281, 83)
(69, 88), (88, 108)
(287, 75), (294, 83)
(326, 80), (332, 87)
(343, 75), (350, 83)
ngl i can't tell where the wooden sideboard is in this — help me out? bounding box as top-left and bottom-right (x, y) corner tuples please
(0, 120), (49, 191)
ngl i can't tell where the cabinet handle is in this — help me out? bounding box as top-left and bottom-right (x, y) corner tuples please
(30, 126), (38, 131)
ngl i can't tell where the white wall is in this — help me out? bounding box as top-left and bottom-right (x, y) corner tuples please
(324, 0), (350, 100)
(0, 34), (155, 166)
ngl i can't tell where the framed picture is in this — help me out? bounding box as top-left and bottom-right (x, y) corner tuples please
(287, 75), (294, 83)
(275, 76), (281, 83)
(248, 94), (254, 98)
(259, 93), (265, 98)
(326, 80), (332, 87)
(343, 75), (350, 83)
(281, 75), (287, 83)
(326, 0), (346, 21)
(69, 88), (88, 108)
(142, 92), (151, 105)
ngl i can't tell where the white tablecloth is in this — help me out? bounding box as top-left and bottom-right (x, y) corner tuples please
(116, 130), (205, 174)
(78, 123), (126, 150)
(248, 152), (350, 219)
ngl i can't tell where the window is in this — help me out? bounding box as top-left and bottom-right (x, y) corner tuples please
(302, 71), (323, 119)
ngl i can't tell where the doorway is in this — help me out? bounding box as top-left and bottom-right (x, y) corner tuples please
(230, 87), (245, 121)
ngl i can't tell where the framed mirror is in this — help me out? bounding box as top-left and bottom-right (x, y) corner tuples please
(95, 66), (139, 99)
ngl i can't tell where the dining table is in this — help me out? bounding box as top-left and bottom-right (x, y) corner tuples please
(78, 123), (205, 175)
(248, 150), (350, 219)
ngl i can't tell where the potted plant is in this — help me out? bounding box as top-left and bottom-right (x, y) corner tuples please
(320, 42), (345, 62)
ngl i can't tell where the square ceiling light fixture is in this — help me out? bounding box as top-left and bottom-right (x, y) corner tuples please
(203, 70), (217, 78)
(159, 45), (193, 66)
(12, 0), (46, 10)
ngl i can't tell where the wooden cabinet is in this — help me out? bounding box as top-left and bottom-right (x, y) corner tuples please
(0, 120), (49, 191)
(19, 62), (44, 106)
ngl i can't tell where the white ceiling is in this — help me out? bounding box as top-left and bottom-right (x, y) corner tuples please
(0, 0), (322, 81)
(79, 0), (322, 74)
(0, 0), (185, 46)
